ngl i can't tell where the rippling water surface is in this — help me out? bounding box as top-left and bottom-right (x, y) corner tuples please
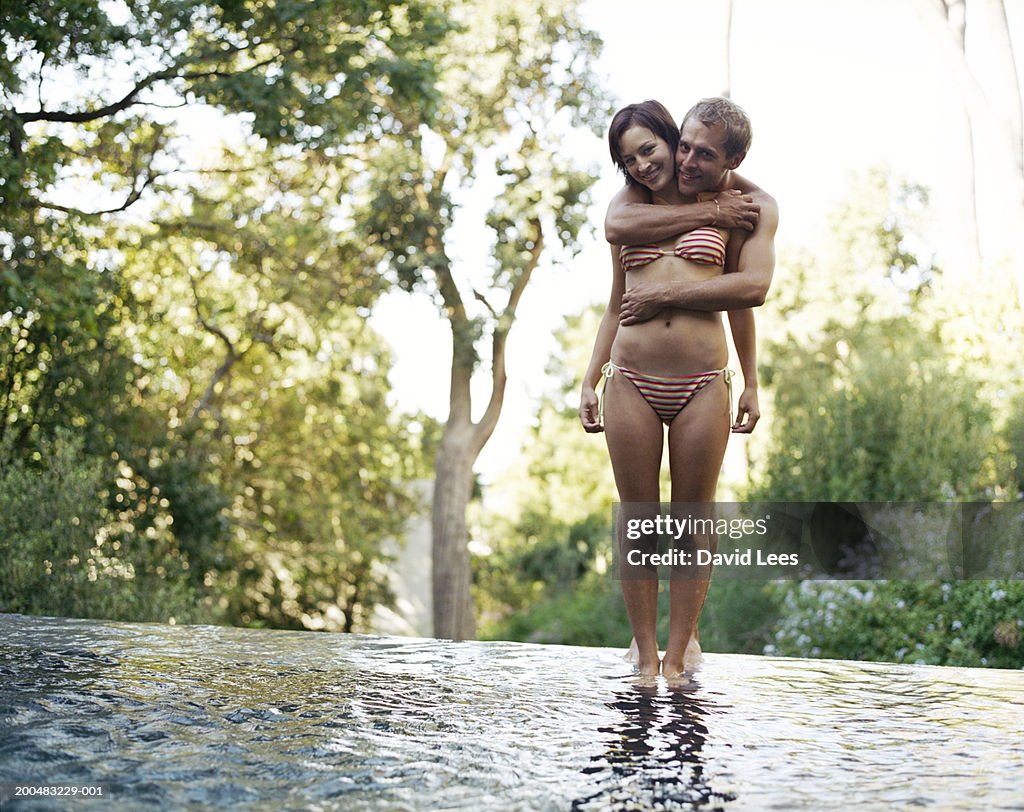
(1, 613), (1022, 810)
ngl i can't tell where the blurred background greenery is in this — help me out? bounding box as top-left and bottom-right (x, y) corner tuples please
(2, 0), (1022, 668)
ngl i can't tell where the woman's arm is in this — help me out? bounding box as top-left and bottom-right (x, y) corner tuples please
(579, 245), (626, 433)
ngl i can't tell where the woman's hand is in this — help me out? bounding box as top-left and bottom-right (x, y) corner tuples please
(579, 386), (603, 433)
(732, 386), (760, 433)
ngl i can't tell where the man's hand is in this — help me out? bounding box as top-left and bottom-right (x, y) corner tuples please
(579, 387), (603, 433)
(714, 189), (759, 231)
(731, 386), (760, 433)
(619, 283), (667, 326)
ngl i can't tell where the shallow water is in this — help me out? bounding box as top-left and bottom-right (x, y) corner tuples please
(1, 614), (1022, 810)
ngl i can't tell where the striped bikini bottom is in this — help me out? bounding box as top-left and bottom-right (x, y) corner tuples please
(600, 361), (732, 426)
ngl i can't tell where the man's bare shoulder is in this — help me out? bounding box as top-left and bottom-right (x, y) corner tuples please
(753, 189), (778, 222)
(729, 173), (777, 214)
(727, 171), (763, 195)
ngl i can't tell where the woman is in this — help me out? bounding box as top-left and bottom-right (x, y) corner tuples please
(579, 100), (760, 679)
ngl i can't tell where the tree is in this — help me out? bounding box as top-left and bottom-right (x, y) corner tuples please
(745, 168), (1022, 670)
(2, 0), (452, 451)
(117, 148), (434, 630)
(1, 2), (453, 625)
(356, 0), (612, 638)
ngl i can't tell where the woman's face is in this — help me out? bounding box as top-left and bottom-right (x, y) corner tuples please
(618, 126), (676, 193)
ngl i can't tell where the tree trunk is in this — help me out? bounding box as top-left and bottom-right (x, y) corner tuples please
(428, 220), (540, 640)
(948, 0), (984, 274)
(431, 420), (478, 640)
(919, 0), (1024, 277)
(959, 101), (984, 275)
(721, 0), (734, 98)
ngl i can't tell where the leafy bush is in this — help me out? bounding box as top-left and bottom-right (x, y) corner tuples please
(0, 432), (217, 623)
(766, 580), (1024, 669)
(751, 317), (1005, 502)
(699, 580), (785, 655)
(485, 572), (631, 648)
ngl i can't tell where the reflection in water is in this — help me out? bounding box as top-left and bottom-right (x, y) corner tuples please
(1, 614), (1023, 810)
(575, 680), (735, 810)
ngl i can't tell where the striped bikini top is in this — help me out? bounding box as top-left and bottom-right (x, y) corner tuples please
(619, 226), (727, 271)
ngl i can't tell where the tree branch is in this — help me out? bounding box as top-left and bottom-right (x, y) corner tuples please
(15, 48), (284, 125)
(472, 289), (498, 318)
(188, 272), (242, 421)
(17, 65), (181, 124)
(32, 172), (156, 217)
(473, 217), (544, 450)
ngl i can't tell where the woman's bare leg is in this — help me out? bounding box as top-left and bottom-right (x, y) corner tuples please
(603, 372), (664, 676)
(662, 376), (730, 677)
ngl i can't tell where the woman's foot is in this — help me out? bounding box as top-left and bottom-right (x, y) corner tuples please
(660, 636), (703, 679)
(626, 638), (660, 676)
(662, 669), (692, 688)
(635, 655), (660, 677)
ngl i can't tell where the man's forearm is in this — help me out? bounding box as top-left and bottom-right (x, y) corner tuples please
(661, 273), (769, 311)
(605, 200), (718, 245)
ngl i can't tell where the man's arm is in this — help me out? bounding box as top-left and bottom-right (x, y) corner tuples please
(604, 183), (759, 244)
(726, 308), (760, 434)
(618, 192), (779, 322)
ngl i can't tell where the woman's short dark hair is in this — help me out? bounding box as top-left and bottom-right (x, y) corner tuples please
(608, 100), (679, 187)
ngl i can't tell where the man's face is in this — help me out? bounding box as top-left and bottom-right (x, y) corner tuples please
(676, 118), (743, 195)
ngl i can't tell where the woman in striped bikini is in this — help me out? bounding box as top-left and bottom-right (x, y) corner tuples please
(579, 99), (761, 679)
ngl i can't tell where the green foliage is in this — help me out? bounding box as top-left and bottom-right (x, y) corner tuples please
(476, 511), (612, 624)
(767, 580), (1024, 669)
(355, 0), (613, 365)
(484, 571), (631, 648)
(1, 1), (456, 629)
(1005, 393), (1024, 497)
(751, 316), (1001, 501)
(0, 431), (217, 623)
(120, 150), (428, 631)
(744, 169), (1022, 669)
(698, 581), (785, 655)
(750, 170), (1012, 502)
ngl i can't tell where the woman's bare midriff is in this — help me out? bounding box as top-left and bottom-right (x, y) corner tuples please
(611, 254), (729, 377)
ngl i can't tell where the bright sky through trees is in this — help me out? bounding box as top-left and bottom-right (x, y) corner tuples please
(371, 0), (1023, 484)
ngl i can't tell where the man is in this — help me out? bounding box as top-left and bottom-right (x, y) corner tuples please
(605, 97), (779, 321)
